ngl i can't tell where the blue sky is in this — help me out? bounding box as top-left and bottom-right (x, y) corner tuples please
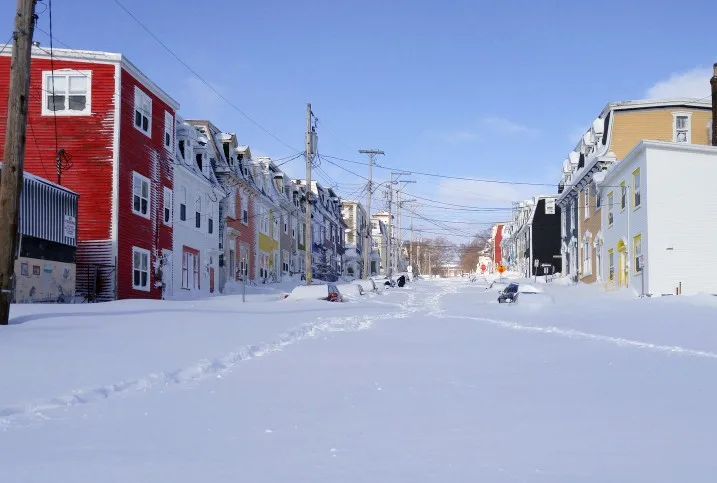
(3, 0), (716, 243)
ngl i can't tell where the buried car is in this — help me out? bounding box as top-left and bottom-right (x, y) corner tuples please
(497, 283), (519, 303)
(286, 283), (343, 302)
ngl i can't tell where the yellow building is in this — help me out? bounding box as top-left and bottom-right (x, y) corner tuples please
(556, 98), (713, 285)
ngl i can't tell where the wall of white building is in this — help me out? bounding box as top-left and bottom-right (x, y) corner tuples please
(601, 141), (717, 295)
(170, 167), (222, 299)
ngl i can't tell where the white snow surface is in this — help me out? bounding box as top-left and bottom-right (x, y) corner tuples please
(2, 278), (717, 481)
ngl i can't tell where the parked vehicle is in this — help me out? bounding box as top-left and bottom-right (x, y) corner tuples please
(497, 283), (519, 303)
(286, 283), (343, 302)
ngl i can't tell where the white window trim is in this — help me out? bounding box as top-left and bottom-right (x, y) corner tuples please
(673, 112), (692, 144)
(134, 86), (153, 138)
(241, 193), (249, 225)
(163, 186), (172, 226)
(584, 190), (590, 219)
(164, 111), (174, 150)
(132, 246), (151, 292)
(41, 69), (92, 116)
(132, 171), (151, 220)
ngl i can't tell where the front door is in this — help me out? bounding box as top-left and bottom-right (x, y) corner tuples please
(209, 267), (215, 293)
(161, 249), (173, 299)
(618, 250), (627, 287)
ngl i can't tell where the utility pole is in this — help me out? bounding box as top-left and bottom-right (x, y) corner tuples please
(0, 0), (37, 325)
(387, 172), (393, 277)
(304, 104), (316, 286)
(358, 149), (383, 279)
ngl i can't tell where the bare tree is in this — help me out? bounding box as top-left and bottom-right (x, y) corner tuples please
(458, 230), (491, 273)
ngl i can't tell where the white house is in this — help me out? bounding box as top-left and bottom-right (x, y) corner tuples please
(371, 213), (391, 275)
(170, 118), (226, 298)
(597, 140), (717, 296)
(341, 200), (368, 278)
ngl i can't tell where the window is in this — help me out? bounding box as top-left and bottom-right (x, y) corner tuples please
(134, 87), (152, 136)
(632, 168), (641, 209)
(607, 192), (614, 226)
(608, 249), (614, 281)
(241, 194), (249, 225)
(132, 247), (150, 291)
(181, 247), (200, 290)
(179, 140), (186, 159)
(284, 217), (288, 234)
(196, 153), (203, 172)
(195, 196), (202, 229)
(282, 251), (290, 273)
(596, 188), (601, 208)
(673, 113), (691, 143)
(633, 234), (642, 274)
(208, 198), (214, 234)
(179, 186), (187, 222)
(132, 172), (150, 219)
(163, 187), (172, 225)
(584, 189), (590, 219)
(229, 249), (236, 280)
(292, 219), (296, 239)
(164, 111), (174, 149)
(273, 217), (280, 241)
(227, 189), (236, 219)
(620, 182), (626, 211)
(43, 70), (91, 116)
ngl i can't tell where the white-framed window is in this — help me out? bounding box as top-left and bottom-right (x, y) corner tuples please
(42, 70), (91, 116)
(134, 86), (152, 137)
(227, 189), (236, 219)
(282, 250), (290, 273)
(284, 217), (289, 234)
(206, 195), (214, 234)
(241, 194), (249, 225)
(584, 189), (590, 219)
(292, 218), (296, 238)
(633, 234), (643, 274)
(164, 111), (174, 150)
(132, 172), (150, 219)
(132, 246), (150, 291)
(163, 186), (172, 225)
(632, 168), (641, 209)
(273, 216), (280, 241)
(560, 210), (566, 238)
(608, 249), (614, 281)
(195, 195), (202, 229)
(607, 192), (614, 227)
(620, 182), (626, 211)
(179, 186), (187, 222)
(673, 112), (691, 143)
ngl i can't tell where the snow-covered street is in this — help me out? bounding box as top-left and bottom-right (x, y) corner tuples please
(2, 278), (717, 482)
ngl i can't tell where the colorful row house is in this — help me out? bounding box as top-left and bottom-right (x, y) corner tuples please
(555, 97), (714, 287)
(0, 43), (345, 302)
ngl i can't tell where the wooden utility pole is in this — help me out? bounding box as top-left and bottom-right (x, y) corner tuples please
(304, 104), (315, 286)
(0, 0), (37, 325)
(358, 149), (383, 278)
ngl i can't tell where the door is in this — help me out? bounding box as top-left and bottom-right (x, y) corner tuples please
(618, 250), (627, 287)
(209, 267), (215, 293)
(161, 249), (173, 299)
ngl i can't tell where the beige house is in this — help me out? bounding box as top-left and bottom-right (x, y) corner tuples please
(557, 98), (713, 284)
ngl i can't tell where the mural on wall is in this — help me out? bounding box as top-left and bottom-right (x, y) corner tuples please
(14, 258), (75, 303)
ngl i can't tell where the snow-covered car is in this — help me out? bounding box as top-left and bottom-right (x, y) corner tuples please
(497, 283), (519, 303)
(286, 283), (343, 302)
(372, 276), (396, 288)
(337, 283), (364, 298)
(488, 280), (511, 292)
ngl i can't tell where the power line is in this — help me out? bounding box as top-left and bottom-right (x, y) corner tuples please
(109, 0), (298, 152)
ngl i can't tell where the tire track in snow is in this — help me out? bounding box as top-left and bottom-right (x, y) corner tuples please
(442, 314), (717, 360)
(0, 302), (412, 430)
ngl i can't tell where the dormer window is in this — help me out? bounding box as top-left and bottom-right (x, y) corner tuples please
(179, 140), (185, 159)
(196, 153), (203, 171)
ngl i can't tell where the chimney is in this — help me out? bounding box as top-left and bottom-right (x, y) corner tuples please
(712, 63), (717, 146)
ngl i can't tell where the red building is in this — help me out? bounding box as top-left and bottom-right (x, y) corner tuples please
(0, 45), (179, 300)
(493, 224), (504, 267)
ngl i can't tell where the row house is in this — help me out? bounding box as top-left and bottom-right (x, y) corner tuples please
(0, 45), (179, 301)
(295, 180), (345, 281)
(371, 212), (392, 275)
(167, 118), (225, 299)
(500, 196), (561, 277)
(556, 98), (713, 284)
(595, 140), (717, 295)
(341, 200), (368, 278)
